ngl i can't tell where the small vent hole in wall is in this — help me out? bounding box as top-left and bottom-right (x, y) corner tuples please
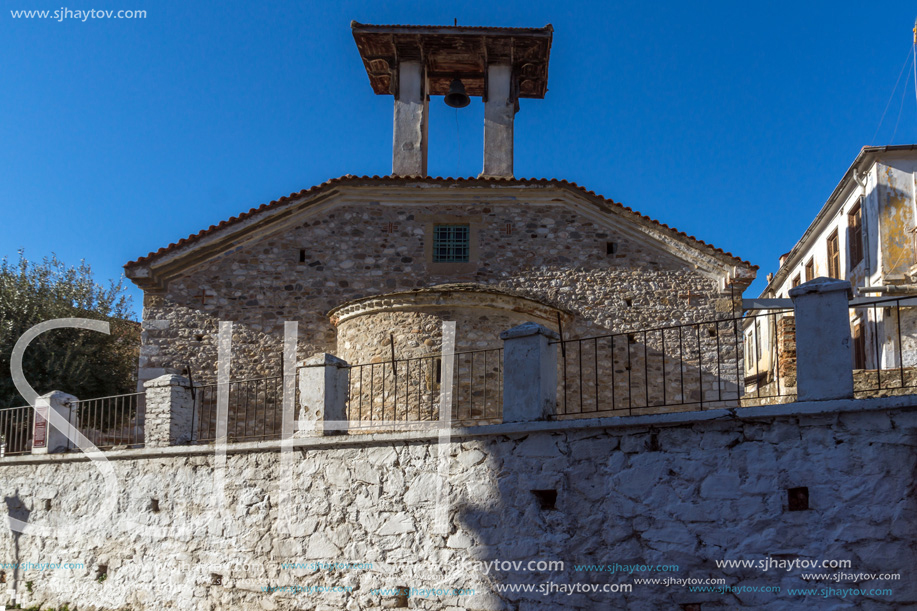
(150, 498), (160, 513)
(211, 573), (223, 586)
(394, 585), (409, 607)
(707, 326), (717, 338)
(1, 570), (6, 583)
(606, 242), (618, 255)
(531, 489), (557, 511)
(624, 298), (633, 307)
(195, 334), (205, 342)
(787, 487), (809, 511)
(648, 432), (660, 452)
(96, 565), (108, 583)
(627, 334), (637, 344)
(299, 249), (306, 263)
(682, 604), (702, 611)
(44, 499), (51, 510)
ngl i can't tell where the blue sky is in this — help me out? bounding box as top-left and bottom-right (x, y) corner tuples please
(3, 0), (917, 317)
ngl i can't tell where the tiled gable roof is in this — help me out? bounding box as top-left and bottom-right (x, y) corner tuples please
(124, 175), (756, 271)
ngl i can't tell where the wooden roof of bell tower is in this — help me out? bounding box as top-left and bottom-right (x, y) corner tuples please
(351, 22), (553, 99)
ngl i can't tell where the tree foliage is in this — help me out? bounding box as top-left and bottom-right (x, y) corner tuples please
(0, 251), (139, 407)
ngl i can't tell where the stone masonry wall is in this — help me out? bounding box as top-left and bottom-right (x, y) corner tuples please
(337, 308), (529, 424)
(138, 198), (742, 387)
(0, 402), (914, 610)
(336, 308), (530, 366)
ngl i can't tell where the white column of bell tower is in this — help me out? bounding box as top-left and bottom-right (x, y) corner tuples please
(392, 60), (429, 177)
(481, 63), (516, 179)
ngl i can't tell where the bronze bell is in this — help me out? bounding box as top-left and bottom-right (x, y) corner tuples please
(444, 78), (470, 108)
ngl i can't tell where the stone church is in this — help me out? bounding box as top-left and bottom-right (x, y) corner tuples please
(124, 22), (757, 406)
(7, 23), (916, 611)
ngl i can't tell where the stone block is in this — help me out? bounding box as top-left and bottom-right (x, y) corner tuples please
(304, 534), (341, 559)
(141, 319), (171, 330)
(515, 435), (560, 457)
(298, 353), (349, 436)
(31, 391), (78, 454)
(377, 512), (415, 535)
(699, 473), (741, 499)
(789, 277), (854, 400)
(501, 323), (559, 423)
(143, 374), (193, 447)
(642, 525), (696, 547)
(620, 433), (650, 454)
(457, 448), (487, 468)
(611, 467), (660, 499)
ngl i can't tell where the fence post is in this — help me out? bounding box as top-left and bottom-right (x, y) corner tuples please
(298, 353), (349, 436)
(500, 322), (559, 422)
(143, 374), (194, 447)
(31, 391), (79, 454)
(789, 277), (854, 401)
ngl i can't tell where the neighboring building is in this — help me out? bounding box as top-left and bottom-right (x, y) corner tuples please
(746, 145), (917, 393)
(124, 23), (756, 422)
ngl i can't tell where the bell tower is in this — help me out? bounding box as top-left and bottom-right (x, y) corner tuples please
(351, 22), (553, 179)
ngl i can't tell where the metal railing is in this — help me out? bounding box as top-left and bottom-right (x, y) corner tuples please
(191, 376), (295, 443)
(0, 406), (34, 456)
(346, 348), (503, 428)
(71, 392), (145, 449)
(555, 311), (796, 416)
(851, 295), (917, 396)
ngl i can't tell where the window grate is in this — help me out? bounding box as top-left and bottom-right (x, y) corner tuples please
(433, 224), (470, 263)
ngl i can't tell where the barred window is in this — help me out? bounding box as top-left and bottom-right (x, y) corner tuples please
(433, 224), (470, 263)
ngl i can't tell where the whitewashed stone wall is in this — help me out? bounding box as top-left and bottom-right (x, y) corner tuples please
(0, 400), (914, 610)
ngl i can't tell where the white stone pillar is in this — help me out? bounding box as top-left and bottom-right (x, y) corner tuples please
(298, 353), (349, 436)
(500, 322), (558, 422)
(392, 60), (428, 177)
(143, 374), (194, 447)
(481, 63), (515, 179)
(31, 391), (78, 454)
(789, 277), (854, 401)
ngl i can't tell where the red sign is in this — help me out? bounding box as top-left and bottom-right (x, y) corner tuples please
(33, 404), (49, 449)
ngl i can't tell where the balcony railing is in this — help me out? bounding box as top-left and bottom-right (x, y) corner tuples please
(191, 376), (296, 443)
(851, 295), (917, 396)
(554, 311), (796, 417)
(346, 348), (503, 428)
(71, 392), (145, 449)
(0, 406), (34, 456)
